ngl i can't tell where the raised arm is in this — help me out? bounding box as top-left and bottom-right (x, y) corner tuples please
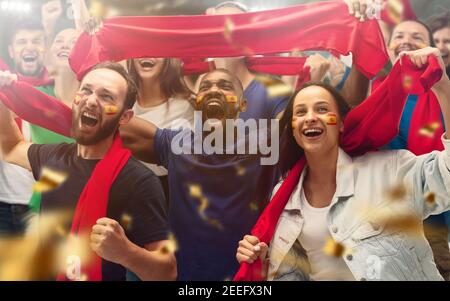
(119, 116), (159, 164)
(0, 72), (32, 170)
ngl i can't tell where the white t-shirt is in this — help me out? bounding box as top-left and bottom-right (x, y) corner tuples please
(133, 98), (194, 176)
(0, 160), (34, 205)
(298, 189), (354, 281)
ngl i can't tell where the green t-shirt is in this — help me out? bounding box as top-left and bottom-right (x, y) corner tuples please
(29, 86), (74, 212)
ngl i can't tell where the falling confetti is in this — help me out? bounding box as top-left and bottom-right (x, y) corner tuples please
(418, 122), (441, 138)
(33, 167), (68, 193)
(160, 232), (178, 254)
(402, 75), (413, 90)
(323, 238), (346, 257)
(189, 184), (202, 199)
(386, 183), (407, 201)
(267, 84), (293, 99)
(424, 191), (436, 204)
(104, 105), (119, 115)
(120, 213), (132, 230)
(249, 201), (259, 212)
(223, 17), (235, 43)
(235, 164), (246, 176)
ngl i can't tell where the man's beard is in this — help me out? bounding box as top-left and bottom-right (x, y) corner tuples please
(16, 63), (43, 77)
(71, 112), (122, 146)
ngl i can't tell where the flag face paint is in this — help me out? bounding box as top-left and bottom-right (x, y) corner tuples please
(324, 113), (337, 125)
(104, 105), (119, 115)
(74, 93), (84, 105)
(225, 94), (238, 103)
(196, 94), (204, 106)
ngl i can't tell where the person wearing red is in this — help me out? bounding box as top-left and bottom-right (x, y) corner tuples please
(0, 62), (176, 281)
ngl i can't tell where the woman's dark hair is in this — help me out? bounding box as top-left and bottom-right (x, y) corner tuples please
(278, 82), (351, 178)
(427, 11), (450, 35)
(127, 58), (191, 100)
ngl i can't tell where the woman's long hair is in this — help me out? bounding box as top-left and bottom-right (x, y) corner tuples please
(127, 58), (191, 99)
(278, 82), (351, 178)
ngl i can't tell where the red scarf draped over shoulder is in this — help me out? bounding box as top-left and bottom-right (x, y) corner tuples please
(233, 55), (443, 281)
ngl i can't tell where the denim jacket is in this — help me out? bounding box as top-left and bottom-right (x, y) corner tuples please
(268, 135), (450, 281)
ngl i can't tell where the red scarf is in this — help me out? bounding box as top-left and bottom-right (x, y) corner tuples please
(233, 55), (443, 281)
(69, 1), (387, 80)
(182, 56), (310, 89)
(55, 134), (131, 281)
(0, 58), (53, 87)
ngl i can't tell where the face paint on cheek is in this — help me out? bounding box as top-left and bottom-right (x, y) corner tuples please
(104, 105), (119, 115)
(389, 42), (398, 51)
(225, 94), (238, 103)
(73, 93), (85, 106)
(415, 42), (427, 49)
(322, 112), (337, 125)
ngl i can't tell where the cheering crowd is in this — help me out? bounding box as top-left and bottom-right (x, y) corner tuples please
(0, 0), (450, 281)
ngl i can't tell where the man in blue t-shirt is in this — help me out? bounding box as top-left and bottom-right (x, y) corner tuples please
(120, 68), (279, 280)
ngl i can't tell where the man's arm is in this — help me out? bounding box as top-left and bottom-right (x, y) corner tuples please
(90, 218), (177, 280)
(340, 65), (370, 107)
(119, 116), (159, 164)
(0, 72), (32, 170)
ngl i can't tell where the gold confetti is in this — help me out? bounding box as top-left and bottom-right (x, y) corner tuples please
(33, 167), (68, 193)
(323, 238), (346, 257)
(160, 232), (178, 254)
(198, 196), (209, 219)
(120, 213), (132, 230)
(419, 122), (441, 138)
(424, 191), (436, 204)
(235, 165), (245, 176)
(223, 17), (235, 43)
(189, 184), (202, 199)
(386, 183), (407, 201)
(249, 201), (259, 212)
(267, 84), (293, 99)
(206, 218), (224, 231)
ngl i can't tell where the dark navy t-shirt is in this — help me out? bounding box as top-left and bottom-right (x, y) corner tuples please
(240, 79), (288, 120)
(27, 143), (169, 281)
(154, 128), (277, 280)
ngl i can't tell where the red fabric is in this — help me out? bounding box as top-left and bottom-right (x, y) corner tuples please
(233, 55), (443, 281)
(0, 81), (72, 137)
(0, 58), (53, 87)
(183, 56), (311, 89)
(69, 1), (388, 80)
(56, 134), (131, 281)
(381, 0), (417, 26)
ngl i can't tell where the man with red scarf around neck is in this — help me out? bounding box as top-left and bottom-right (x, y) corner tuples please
(0, 62), (176, 281)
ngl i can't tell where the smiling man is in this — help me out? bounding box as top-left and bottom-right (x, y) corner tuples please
(0, 62), (176, 281)
(120, 68), (279, 280)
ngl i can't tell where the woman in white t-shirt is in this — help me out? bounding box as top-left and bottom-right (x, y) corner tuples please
(127, 58), (194, 198)
(236, 48), (450, 281)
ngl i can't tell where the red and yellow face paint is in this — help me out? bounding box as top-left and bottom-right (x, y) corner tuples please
(104, 105), (119, 115)
(292, 116), (299, 131)
(73, 93), (85, 106)
(225, 94), (238, 103)
(322, 112), (338, 125)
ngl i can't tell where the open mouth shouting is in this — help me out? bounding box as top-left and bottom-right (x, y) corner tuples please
(80, 110), (100, 128)
(138, 58), (156, 70)
(202, 93), (227, 121)
(22, 53), (38, 65)
(302, 127), (324, 139)
(56, 50), (70, 59)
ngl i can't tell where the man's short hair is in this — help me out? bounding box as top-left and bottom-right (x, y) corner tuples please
(88, 62), (138, 110)
(7, 18), (45, 45)
(427, 11), (450, 34)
